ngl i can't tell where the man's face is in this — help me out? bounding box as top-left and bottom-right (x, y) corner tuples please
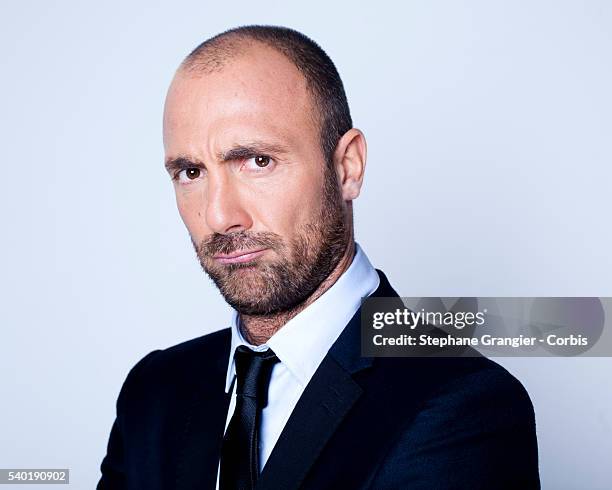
(163, 44), (348, 315)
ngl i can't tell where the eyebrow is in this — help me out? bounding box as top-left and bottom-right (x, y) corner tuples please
(164, 141), (291, 173)
(164, 156), (206, 173)
(217, 142), (290, 162)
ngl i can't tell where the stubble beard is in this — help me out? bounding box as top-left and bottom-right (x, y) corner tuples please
(192, 167), (349, 316)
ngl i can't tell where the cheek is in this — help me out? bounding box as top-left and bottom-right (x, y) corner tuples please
(175, 188), (209, 238)
(256, 169), (325, 234)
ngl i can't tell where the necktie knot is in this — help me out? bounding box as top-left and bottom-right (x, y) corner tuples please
(234, 346), (279, 407)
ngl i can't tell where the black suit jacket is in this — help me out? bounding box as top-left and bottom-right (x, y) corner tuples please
(98, 270), (540, 489)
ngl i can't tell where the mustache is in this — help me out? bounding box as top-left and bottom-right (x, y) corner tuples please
(196, 230), (283, 257)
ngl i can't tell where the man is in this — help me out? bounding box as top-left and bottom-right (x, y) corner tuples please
(98, 25), (539, 489)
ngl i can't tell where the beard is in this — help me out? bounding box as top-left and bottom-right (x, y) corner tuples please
(192, 167), (349, 315)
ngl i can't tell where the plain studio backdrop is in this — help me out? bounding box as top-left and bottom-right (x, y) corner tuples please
(1, 1), (610, 488)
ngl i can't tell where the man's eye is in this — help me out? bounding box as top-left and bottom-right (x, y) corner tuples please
(177, 168), (202, 182)
(240, 155), (274, 173)
(252, 156), (271, 168)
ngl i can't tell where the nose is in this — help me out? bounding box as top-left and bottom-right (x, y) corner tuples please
(205, 171), (252, 234)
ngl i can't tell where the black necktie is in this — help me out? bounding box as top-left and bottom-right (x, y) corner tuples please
(219, 346), (279, 490)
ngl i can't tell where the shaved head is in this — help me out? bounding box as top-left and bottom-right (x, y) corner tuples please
(179, 25), (353, 167)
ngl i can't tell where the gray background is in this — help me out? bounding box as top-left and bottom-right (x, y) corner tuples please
(1, 1), (610, 488)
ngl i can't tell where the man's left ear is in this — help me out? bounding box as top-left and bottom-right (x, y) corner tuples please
(333, 128), (367, 201)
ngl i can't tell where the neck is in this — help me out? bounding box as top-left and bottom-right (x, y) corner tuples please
(240, 240), (356, 345)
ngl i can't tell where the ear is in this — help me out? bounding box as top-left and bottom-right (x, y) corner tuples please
(332, 128), (367, 201)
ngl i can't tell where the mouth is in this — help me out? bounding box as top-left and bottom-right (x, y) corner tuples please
(212, 248), (269, 265)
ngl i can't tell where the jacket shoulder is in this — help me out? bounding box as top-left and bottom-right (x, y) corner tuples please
(149, 327), (231, 372)
(369, 356), (539, 488)
(389, 354), (535, 420)
(426, 356), (536, 425)
(116, 328), (231, 413)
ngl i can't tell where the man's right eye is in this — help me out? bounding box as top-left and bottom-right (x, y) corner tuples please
(177, 168), (202, 183)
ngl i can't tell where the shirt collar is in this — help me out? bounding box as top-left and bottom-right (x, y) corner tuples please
(224, 242), (380, 392)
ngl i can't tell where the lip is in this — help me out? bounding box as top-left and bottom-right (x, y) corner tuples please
(213, 248), (268, 265)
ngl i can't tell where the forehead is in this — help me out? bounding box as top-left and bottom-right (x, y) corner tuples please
(163, 44), (319, 156)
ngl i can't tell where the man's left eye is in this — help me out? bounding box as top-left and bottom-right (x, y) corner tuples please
(252, 156), (271, 167)
(241, 155), (274, 173)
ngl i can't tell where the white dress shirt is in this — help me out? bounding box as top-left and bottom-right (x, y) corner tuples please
(215, 242), (379, 488)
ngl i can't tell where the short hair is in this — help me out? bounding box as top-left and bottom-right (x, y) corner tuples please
(181, 25), (353, 167)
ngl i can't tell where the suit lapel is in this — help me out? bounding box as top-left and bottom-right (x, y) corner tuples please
(257, 270), (400, 490)
(256, 354), (363, 490)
